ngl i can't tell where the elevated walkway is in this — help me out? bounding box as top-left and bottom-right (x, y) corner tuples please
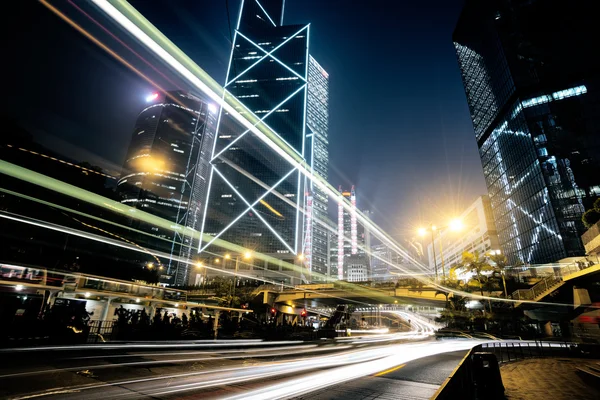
(252, 285), (449, 307)
(510, 263), (600, 307)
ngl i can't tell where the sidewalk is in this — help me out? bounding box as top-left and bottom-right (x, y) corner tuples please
(501, 358), (599, 400)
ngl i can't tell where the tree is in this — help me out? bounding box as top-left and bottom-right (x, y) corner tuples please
(489, 253), (509, 298)
(582, 198), (600, 228)
(455, 251), (497, 313)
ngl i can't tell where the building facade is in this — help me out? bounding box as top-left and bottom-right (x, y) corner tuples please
(454, 0), (600, 265)
(303, 55), (330, 281)
(200, 0), (332, 286)
(118, 91), (217, 286)
(370, 243), (399, 281)
(426, 196), (500, 276)
(337, 187), (357, 279)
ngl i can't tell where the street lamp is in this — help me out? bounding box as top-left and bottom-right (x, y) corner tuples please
(418, 219), (463, 281)
(229, 251), (252, 306)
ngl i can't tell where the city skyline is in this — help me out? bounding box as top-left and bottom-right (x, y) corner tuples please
(2, 3), (600, 397)
(6, 0), (486, 238)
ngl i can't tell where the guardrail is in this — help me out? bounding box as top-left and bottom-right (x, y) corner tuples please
(432, 341), (600, 399)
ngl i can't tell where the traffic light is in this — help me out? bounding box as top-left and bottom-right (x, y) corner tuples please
(300, 309), (307, 318)
(270, 307), (277, 315)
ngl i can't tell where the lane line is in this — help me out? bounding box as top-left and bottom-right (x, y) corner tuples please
(374, 363), (406, 376)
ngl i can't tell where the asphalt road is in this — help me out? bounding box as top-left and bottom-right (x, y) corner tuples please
(0, 338), (476, 400)
(289, 350), (468, 400)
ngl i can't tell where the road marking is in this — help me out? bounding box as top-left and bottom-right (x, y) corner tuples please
(374, 364), (406, 377)
(10, 389), (81, 400)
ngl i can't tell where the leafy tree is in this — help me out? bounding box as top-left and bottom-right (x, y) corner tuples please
(455, 251), (498, 312)
(582, 198), (600, 228)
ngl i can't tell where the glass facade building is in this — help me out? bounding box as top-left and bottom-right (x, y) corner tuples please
(454, 0), (600, 264)
(304, 55), (330, 280)
(201, 0), (309, 266)
(118, 91), (217, 285)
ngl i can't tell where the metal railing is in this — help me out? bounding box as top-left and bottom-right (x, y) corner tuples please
(86, 320), (116, 343)
(510, 275), (563, 301)
(433, 341), (600, 399)
(481, 341), (574, 362)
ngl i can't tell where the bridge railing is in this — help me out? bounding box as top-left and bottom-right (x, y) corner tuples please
(510, 275), (563, 302)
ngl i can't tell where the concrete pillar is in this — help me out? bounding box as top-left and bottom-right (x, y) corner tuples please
(213, 311), (220, 339)
(543, 321), (553, 337)
(101, 298), (114, 321)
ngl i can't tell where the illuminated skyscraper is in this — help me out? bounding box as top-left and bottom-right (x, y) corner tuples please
(118, 91), (217, 285)
(303, 56), (330, 281)
(336, 186), (370, 280)
(454, 0), (600, 264)
(201, 0), (312, 278)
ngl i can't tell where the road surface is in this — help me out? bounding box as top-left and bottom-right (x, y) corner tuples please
(0, 336), (476, 400)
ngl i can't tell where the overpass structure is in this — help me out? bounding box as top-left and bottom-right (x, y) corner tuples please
(252, 284), (450, 309)
(510, 262), (600, 307)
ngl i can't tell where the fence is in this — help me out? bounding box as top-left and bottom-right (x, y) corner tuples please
(433, 341), (600, 399)
(480, 341), (578, 362)
(86, 320), (116, 343)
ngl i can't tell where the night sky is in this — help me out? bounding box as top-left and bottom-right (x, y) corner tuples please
(6, 0), (486, 238)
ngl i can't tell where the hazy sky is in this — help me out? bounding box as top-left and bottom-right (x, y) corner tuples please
(7, 0), (487, 238)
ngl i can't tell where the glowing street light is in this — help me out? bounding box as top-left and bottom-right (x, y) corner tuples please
(225, 254), (231, 260)
(417, 219), (463, 281)
(146, 92), (159, 102)
(244, 251), (252, 259)
(449, 218), (464, 231)
(147, 262), (154, 269)
(196, 262), (203, 269)
(298, 253), (305, 261)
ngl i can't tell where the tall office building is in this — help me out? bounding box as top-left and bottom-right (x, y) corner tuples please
(201, 1), (329, 285)
(335, 186), (370, 280)
(454, 0), (600, 265)
(118, 91), (217, 285)
(337, 187), (356, 279)
(303, 56), (330, 281)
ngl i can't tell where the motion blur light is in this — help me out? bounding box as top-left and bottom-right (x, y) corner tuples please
(15, 285), (24, 291)
(84, 292), (91, 298)
(136, 298), (140, 303)
(208, 103), (218, 114)
(146, 92), (159, 102)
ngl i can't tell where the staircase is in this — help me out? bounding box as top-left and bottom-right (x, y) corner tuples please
(511, 275), (565, 306)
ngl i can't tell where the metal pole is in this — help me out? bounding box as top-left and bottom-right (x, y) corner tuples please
(431, 226), (438, 282)
(438, 230), (446, 281)
(230, 257), (239, 307)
